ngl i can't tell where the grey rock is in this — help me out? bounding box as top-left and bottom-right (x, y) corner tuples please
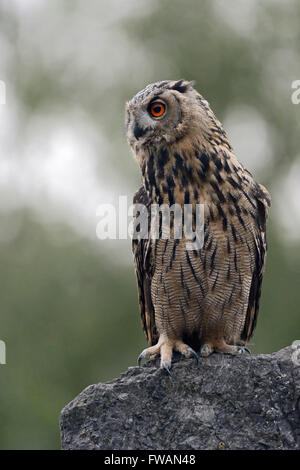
(60, 346), (300, 450)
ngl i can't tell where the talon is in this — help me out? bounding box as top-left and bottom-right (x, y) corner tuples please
(239, 346), (251, 354)
(187, 346), (199, 366)
(137, 351), (145, 367)
(162, 360), (172, 376)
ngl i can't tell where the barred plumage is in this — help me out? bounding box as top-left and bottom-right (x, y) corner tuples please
(126, 80), (271, 370)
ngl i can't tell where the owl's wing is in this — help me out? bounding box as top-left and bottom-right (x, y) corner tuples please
(132, 186), (158, 346)
(241, 184), (271, 343)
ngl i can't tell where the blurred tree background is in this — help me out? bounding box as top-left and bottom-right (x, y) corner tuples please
(0, 0), (299, 449)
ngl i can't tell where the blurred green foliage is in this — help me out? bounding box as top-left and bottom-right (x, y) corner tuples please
(0, 0), (299, 449)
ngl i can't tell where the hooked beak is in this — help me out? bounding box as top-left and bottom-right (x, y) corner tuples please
(133, 121), (147, 140)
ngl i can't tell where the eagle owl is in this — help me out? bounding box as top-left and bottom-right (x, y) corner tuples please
(125, 80), (271, 372)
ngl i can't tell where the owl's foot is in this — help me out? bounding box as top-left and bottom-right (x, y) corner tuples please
(200, 341), (251, 357)
(137, 343), (161, 366)
(200, 343), (214, 357)
(215, 345), (251, 355)
(137, 336), (199, 373)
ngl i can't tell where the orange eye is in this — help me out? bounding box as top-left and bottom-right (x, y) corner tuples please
(149, 101), (166, 118)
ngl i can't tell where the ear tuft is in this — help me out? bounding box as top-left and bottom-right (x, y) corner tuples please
(170, 79), (195, 94)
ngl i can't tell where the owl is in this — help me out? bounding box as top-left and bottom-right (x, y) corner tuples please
(125, 80), (271, 373)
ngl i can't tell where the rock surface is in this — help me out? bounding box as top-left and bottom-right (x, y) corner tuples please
(60, 345), (300, 450)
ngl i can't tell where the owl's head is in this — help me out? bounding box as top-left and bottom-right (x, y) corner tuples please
(126, 80), (214, 154)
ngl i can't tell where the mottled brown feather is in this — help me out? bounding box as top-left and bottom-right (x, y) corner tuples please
(132, 187), (158, 345)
